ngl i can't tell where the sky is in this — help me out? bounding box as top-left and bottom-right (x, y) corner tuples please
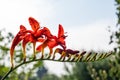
(0, 0), (117, 76)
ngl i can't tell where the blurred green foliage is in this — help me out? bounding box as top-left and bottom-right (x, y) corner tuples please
(0, 29), (19, 80)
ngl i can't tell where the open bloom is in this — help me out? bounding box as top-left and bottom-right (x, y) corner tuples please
(10, 17), (45, 67)
(22, 17), (45, 60)
(36, 24), (67, 58)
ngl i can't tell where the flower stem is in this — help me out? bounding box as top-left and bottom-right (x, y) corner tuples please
(1, 52), (112, 80)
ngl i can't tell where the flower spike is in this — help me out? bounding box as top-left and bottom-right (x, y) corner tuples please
(9, 17), (113, 68)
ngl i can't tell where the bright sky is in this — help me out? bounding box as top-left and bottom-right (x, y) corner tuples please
(0, 0), (117, 76)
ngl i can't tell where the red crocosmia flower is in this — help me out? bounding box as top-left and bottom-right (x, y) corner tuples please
(10, 17), (43, 67)
(22, 17), (44, 60)
(36, 24), (67, 58)
(10, 25), (27, 67)
(47, 24), (67, 50)
(36, 27), (54, 58)
(57, 24), (67, 49)
(23, 17), (54, 59)
(22, 33), (45, 61)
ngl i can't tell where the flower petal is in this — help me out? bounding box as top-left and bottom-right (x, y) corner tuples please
(29, 17), (40, 31)
(43, 27), (52, 38)
(10, 25), (26, 51)
(37, 38), (45, 42)
(36, 45), (42, 52)
(58, 24), (64, 38)
(47, 39), (57, 48)
(10, 31), (23, 67)
(22, 34), (31, 48)
(20, 25), (27, 31)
